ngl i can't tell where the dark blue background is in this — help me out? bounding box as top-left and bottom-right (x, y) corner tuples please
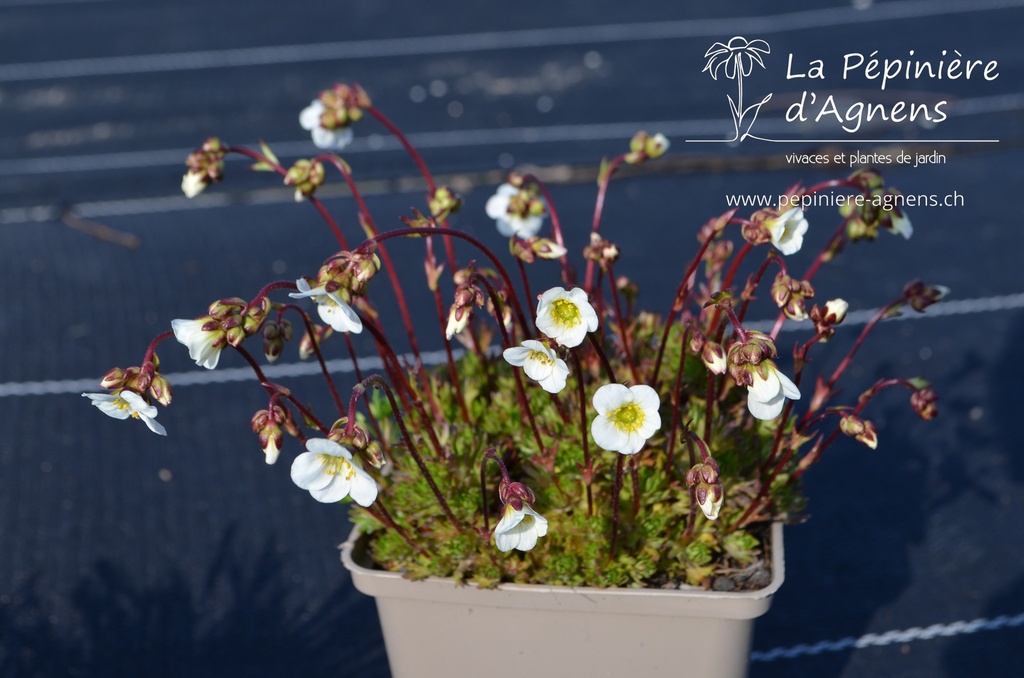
(2, 1), (1022, 675)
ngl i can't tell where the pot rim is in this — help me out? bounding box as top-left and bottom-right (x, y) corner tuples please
(340, 521), (784, 613)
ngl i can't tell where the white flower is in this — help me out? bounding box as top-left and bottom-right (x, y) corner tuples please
(591, 384), (662, 455)
(299, 100), (354, 150)
(767, 207), (808, 255)
(890, 210), (913, 239)
(288, 279), (363, 334)
(493, 503), (548, 552)
(171, 318), (224, 370)
(181, 171), (206, 198)
(535, 287), (598, 349)
(485, 183), (544, 238)
(502, 340), (570, 394)
(82, 391), (167, 436)
(746, 362), (801, 420)
(290, 438), (378, 506)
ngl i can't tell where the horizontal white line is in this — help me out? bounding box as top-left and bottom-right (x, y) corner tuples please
(3, 293), (1018, 398)
(752, 612), (1024, 661)
(1, 90), (1017, 182)
(1, 0), (1021, 82)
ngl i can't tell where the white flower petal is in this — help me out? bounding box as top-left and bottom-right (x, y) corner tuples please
(591, 415), (630, 453)
(347, 469), (379, 507)
(290, 451), (332, 490)
(485, 193), (510, 220)
(592, 383), (631, 415)
(85, 394), (132, 420)
(749, 370), (781, 403)
(299, 101), (324, 131)
(502, 346), (532, 367)
(747, 389), (786, 420)
(318, 294), (363, 334)
(776, 369), (801, 401)
(138, 413), (167, 436)
(540, 359), (569, 394)
(310, 476), (351, 503)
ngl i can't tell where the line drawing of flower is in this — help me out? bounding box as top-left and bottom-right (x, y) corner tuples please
(702, 36), (773, 142)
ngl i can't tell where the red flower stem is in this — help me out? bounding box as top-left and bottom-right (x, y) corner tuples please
(584, 154), (625, 294)
(521, 173), (576, 285)
(226, 145), (349, 249)
(704, 370), (717, 447)
(367, 107), (435, 193)
(515, 257), (536, 334)
(360, 321), (445, 461)
(826, 298), (902, 389)
(471, 273), (547, 456)
(362, 374), (468, 535)
(366, 106), (459, 271)
(651, 229), (719, 384)
(665, 326), (693, 476)
(609, 454), (626, 558)
(432, 291), (471, 424)
(280, 303), (346, 417)
(735, 252), (784, 325)
(320, 155), (443, 422)
(572, 353), (594, 517)
(587, 333), (617, 384)
(630, 456), (641, 518)
(367, 227), (531, 338)
(141, 330), (174, 368)
(605, 262), (639, 384)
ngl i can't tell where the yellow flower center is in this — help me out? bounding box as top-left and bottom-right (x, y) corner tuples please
(609, 403), (645, 432)
(115, 397), (141, 419)
(521, 514), (534, 528)
(317, 453), (355, 480)
(550, 298), (581, 327)
(527, 350), (554, 367)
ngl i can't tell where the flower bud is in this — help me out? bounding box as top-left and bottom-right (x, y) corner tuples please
(702, 341), (727, 375)
(251, 409), (283, 465)
(429, 186), (462, 219)
(910, 386), (939, 420)
(364, 441), (387, 469)
(645, 132), (670, 158)
(771, 272), (814, 321)
(100, 367), (127, 390)
(904, 280), (949, 312)
(299, 324), (333, 359)
(445, 303), (471, 339)
(498, 480), (537, 509)
(582, 232), (620, 268)
(242, 297), (271, 335)
(823, 298), (848, 325)
(262, 319), (292, 363)
(840, 414), (878, 449)
(284, 159), (326, 201)
(149, 374), (173, 406)
(741, 218), (772, 246)
(686, 457), (723, 520)
(531, 237), (568, 260)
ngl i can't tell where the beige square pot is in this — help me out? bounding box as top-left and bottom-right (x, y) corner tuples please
(341, 523), (784, 678)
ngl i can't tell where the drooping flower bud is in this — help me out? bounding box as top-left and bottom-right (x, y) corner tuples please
(702, 341), (727, 375)
(840, 414), (878, 449)
(904, 280), (949, 312)
(910, 384), (939, 420)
